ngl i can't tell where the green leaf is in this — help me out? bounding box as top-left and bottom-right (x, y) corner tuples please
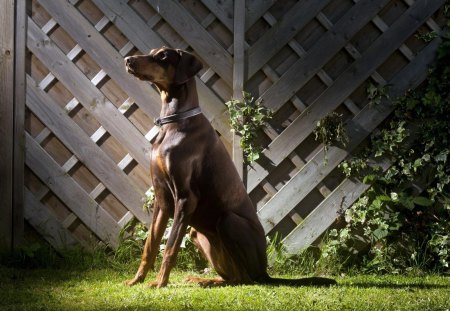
(378, 195), (392, 202)
(363, 174), (376, 184)
(422, 153), (431, 162)
(435, 150), (448, 163)
(373, 227), (389, 240)
(390, 192), (399, 202)
(413, 196), (434, 207)
(371, 198), (383, 210)
(400, 196), (415, 210)
(413, 158), (423, 169)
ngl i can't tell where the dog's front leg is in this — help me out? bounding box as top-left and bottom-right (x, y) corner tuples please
(126, 203), (169, 286)
(149, 195), (196, 288)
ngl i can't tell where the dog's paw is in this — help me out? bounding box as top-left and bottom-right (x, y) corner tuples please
(124, 278), (143, 286)
(184, 276), (226, 288)
(184, 276), (201, 283)
(147, 281), (167, 288)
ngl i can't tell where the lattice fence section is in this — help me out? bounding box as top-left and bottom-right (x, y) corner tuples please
(25, 0), (237, 249)
(24, 0), (447, 252)
(244, 0), (446, 253)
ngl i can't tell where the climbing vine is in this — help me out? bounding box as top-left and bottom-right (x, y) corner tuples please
(226, 91), (272, 164)
(313, 112), (349, 159)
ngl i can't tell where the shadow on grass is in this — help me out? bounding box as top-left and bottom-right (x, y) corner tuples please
(342, 281), (450, 289)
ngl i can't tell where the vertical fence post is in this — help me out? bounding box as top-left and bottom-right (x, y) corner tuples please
(232, 0), (245, 181)
(0, 0), (16, 253)
(0, 0), (25, 253)
(14, 0), (27, 249)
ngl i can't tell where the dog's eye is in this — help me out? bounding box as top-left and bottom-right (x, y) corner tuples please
(157, 52), (168, 61)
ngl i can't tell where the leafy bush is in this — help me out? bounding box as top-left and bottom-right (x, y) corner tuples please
(322, 27), (450, 274)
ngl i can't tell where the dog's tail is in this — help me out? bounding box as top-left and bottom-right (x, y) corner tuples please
(258, 275), (337, 287)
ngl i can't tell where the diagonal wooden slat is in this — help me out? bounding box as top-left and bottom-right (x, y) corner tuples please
(285, 168), (381, 251)
(36, 0), (161, 118)
(25, 189), (79, 250)
(26, 75), (150, 225)
(92, 0), (165, 56)
(146, 0), (233, 86)
(282, 36), (442, 253)
(259, 0), (391, 112)
(38, 15), (128, 100)
(246, 0), (276, 30)
(259, 10), (365, 116)
(25, 133), (120, 248)
(200, 0), (233, 31)
(93, 0), (232, 143)
(27, 17), (150, 169)
(247, 0), (331, 77)
(315, 11), (386, 86)
(248, 0), (445, 190)
(201, 0), (282, 33)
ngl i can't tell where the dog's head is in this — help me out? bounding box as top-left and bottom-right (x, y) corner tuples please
(124, 47), (203, 89)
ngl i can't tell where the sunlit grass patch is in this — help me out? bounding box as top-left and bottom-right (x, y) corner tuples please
(1, 266), (449, 311)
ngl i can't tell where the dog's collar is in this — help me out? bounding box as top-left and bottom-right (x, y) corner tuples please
(154, 107), (202, 127)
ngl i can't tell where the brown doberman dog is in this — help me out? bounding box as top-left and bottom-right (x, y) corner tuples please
(124, 47), (336, 288)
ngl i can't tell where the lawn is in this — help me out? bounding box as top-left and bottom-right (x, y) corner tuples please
(0, 266), (449, 311)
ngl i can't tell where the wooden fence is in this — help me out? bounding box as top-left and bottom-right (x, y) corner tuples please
(1, 0), (447, 253)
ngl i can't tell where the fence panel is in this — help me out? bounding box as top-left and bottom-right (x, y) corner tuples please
(22, 0), (446, 252)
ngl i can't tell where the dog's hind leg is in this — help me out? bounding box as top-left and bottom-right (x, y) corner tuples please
(184, 228), (238, 287)
(215, 212), (269, 283)
(187, 212), (268, 286)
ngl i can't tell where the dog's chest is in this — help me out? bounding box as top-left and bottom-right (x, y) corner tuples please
(151, 130), (186, 176)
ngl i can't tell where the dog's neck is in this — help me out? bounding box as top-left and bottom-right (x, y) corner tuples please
(158, 79), (199, 118)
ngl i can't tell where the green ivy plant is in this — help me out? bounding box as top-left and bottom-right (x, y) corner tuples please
(313, 112), (349, 162)
(225, 91), (272, 164)
(326, 27), (450, 273)
(367, 82), (390, 106)
(142, 186), (155, 213)
(415, 31), (439, 43)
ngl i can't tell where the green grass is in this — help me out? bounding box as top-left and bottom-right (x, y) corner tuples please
(1, 266), (449, 311)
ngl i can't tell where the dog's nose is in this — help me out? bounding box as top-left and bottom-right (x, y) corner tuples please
(125, 56), (135, 66)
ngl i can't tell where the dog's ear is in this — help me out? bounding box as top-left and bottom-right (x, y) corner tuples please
(175, 50), (203, 85)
